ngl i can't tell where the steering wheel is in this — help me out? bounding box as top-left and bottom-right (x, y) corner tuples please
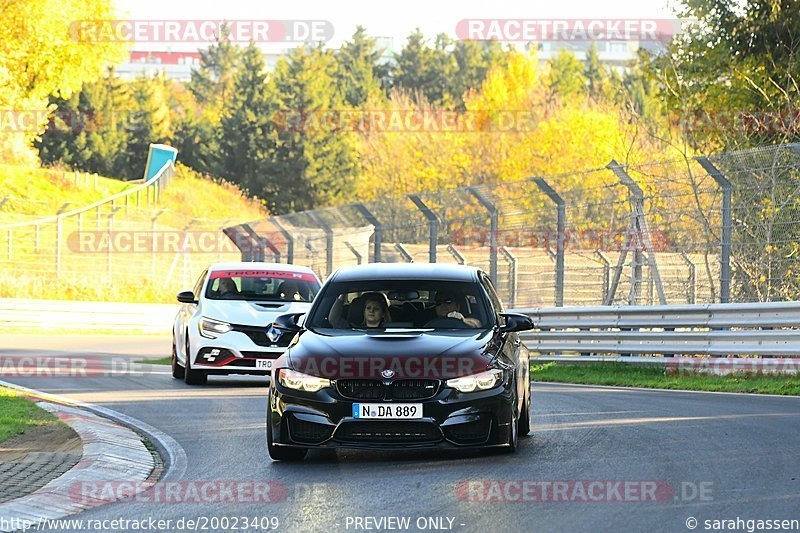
(422, 317), (470, 329)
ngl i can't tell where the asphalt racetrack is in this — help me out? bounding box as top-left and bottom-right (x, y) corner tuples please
(2, 335), (799, 532)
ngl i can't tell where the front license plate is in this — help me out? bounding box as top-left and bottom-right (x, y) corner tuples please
(255, 360), (272, 369)
(352, 403), (422, 419)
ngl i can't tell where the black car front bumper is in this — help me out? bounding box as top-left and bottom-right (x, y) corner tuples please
(267, 377), (516, 450)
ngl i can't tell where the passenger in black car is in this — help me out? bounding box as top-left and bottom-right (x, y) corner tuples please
(431, 289), (482, 328)
(329, 292), (390, 328)
(362, 293), (389, 328)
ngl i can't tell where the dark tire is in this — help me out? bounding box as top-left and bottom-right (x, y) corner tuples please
(499, 391), (520, 454)
(184, 334), (207, 385)
(267, 393), (307, 461)
(519, 389), (531, 437)
(171, 340), (185, 379)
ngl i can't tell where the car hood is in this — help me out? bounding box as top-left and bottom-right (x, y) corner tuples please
(201, 300), (311, 327)
(286, 329), (499, 380)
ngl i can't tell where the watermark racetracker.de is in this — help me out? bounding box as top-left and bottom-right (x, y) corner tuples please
(69, 19), (333, 43)
(455, 18), (684, 42)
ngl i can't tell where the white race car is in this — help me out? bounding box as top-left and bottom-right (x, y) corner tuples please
(171, 262), (322, 385)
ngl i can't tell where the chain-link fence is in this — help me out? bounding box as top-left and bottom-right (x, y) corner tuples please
(0, 162), (247, 302)
(236, 143), (800, 307)
(2, 144), (798, 305)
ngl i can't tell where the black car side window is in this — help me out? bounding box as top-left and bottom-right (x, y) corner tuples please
(480, 274), (504, 314)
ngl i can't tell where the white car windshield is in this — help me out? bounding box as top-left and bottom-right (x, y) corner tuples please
(205, 270), (320, 302)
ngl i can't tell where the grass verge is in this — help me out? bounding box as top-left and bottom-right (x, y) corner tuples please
(135, 357), (171, 366)
(0, 388), (62, 444)
(531, 361), (800, 395)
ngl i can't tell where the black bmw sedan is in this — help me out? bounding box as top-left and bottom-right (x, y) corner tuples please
(266, 263), (535, 461)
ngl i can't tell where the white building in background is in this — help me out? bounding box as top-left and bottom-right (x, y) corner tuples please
(530, 40), (666, 70)
(117, 37), (395, 82)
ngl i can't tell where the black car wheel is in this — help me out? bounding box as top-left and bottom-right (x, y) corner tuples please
(519, 388), (531, 437)
(171, 340), (185, 379)
(267, 392), (308, 461)
(505, 403), (519, 453)
(184, 333), (207, 385)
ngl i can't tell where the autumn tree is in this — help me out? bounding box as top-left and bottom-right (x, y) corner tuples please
(0, 0), (127, 163)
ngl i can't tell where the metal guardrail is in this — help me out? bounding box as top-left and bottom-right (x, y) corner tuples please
(1, 297), (799, 357)
(514, 302), (800, 357)
(0, 299), (177, 333)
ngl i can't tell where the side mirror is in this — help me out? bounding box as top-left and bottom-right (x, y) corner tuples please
(177, 291), (198, 304)
(497, 313), (535, 334)
(272, 312), (305, 332)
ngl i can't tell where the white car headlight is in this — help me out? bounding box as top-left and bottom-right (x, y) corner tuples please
(446, 369), (503, 393)
(277, 369), (330, 392)
(199, 317), (232, 339)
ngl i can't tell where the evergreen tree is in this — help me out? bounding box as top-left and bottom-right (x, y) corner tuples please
(189, 29), (242, 107)
(547, 49), (585, 100)
(335, 26), (384, 107)
(182, 32), (243, 175)
(217, 42), (272, 198)
(393, 29), (439, 103)
(261, 45), (357, 213)
(447, 40), (509, 109)
(37, 69), (133, 177)
(584, 44), (609, 101)
(123, 75), (171, 177)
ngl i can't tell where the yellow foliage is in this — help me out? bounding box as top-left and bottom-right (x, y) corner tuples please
(0, 0), (127, 162)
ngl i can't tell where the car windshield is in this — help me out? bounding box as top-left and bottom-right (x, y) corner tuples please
(307, 280), (493, 331)
(205, 269), (320, 302)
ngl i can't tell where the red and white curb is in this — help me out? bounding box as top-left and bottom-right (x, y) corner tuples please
(0, 380), (185, 532)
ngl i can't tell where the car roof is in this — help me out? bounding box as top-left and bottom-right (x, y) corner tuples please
(330, 263), (482, 282)
(208, 262), (318, 276)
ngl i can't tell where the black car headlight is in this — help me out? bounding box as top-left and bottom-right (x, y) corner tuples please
(277, 369), (331, 392)
(446, 369), (504, 393)
(199, 317), (232, 339)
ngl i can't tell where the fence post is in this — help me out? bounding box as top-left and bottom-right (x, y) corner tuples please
(6, 230), (11, 260)
(606, 160), (667, 305)
(354, 203), (382, 263)
(151, 210), (165, 279)
(695, 156), (732, 303)
(467, 187), (499, 285)
(217, 219), (232, 263)
(308, 212), (333, 277)
(344, 241), (362, 265)
(54, 204), (71, 280)
(531, 178), (566, 307)
(56, 217), (62, 279)
(499, 246), (517, 308)
(243, 224), (280, 263)
(107, 206), (121, 282)
(269, 217), (294, 264)
(680, 252), (697, 304)
(594, 251), (610, 304)
(408, 194), (438, 263)
(394, 243), (413, 263)
(446, 244), (466, 265)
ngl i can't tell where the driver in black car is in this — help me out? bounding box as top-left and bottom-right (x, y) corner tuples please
(432, 289), (482, 328)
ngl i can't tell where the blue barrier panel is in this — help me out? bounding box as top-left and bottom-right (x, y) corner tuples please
(143, 144), (178, 181)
